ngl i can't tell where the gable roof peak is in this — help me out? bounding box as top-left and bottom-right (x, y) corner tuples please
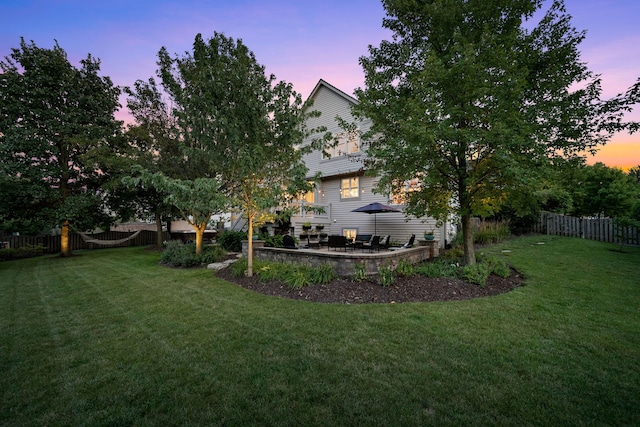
(308, 79), (359, 105)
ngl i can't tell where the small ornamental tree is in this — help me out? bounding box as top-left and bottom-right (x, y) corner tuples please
(353, 0), (639, 265)
(155, 32), (328, 276)
(0, 39), (121, 256)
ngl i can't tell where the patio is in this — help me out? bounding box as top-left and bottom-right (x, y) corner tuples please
(242, 239), (439, 277)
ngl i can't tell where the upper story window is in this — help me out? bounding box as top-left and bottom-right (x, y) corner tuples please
(390, 178), (421, 205)
(326, 129), (360, 159)
(341, 177), (360, 199)
(296, 181), (315, 204)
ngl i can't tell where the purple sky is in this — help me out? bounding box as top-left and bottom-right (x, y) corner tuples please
(1, 0), (638, 169)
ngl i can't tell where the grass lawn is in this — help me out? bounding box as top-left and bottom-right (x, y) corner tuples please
(1, 235), (639, 426)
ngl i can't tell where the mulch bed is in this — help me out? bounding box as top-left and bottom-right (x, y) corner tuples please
(215, 264), (524, 304)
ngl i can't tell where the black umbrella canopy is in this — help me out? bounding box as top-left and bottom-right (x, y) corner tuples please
(351, 202), (400, 234)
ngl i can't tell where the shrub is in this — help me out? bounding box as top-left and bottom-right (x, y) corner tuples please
(0, 248), (17, 261)
(309, 264), (337, 285)
(232, 258), (337, 290)
(231, 258), (249, 277)
(262, 234), (284, 248)
(217, 230), (247, 252)
(352, 262), (367, 282)
(460, 263), (491, 286)
(415, 259), (459, 278)
(395, 259), (414, 277)
(473, 220), (511, 245)
(0, 244), (46, 261)
(160, 241), (227, 268)
(478, 254), (511, 278)
(284, 267), (310, 290)
(378, 263), (395, 287)
(160, 240), (201, 268)
(198, 245), (227, 264)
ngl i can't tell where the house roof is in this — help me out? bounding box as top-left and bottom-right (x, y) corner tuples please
(307, 79), (359, 105)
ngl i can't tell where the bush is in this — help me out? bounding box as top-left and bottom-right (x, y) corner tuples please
(473, 220), (511, 245)
(478, 254), (511, 278)
(394, 259), (414, 277)
(217, 231), (247, 252)
(0, 244), (46, 261)
(160, 241), (227, 268)
(378, 263), (395, 287)
(230, 258), (336, 290)
(415, 259), (459, 278)
(262, 234), (284, 248)
(0, 248), (17, 261)
(198, 245), (228, 264)
(460, 263), (491, 286)
(352, 262), (367, 282)
(309, 264), (337, 285)
(284, 267), (310, 290)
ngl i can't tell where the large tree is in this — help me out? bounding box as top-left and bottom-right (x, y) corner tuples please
(154, 32), (326, 275)
(353, 0), (639, 264)
(91, 79), (184, 248)
(0, 39), (121, 255)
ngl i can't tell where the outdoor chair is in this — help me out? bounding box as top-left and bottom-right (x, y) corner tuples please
(362, 235), (380, 252)
(388, 234), (415, 251)
(352, 234), (373, 250)
(328, 235), (350, 251)
(379, 235), (390, 250)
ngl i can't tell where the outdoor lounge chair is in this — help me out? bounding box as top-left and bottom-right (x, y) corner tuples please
(362, 235), (380, 252)
(352, 234), (373, 250)
(379, 235), (390, 250)
(388, 234), (415, 251)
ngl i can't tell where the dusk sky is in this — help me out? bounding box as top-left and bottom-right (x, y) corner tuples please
(1, 0), (638, 169)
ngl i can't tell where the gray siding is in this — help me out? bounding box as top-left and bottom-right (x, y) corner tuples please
(294, 80), (446, 247)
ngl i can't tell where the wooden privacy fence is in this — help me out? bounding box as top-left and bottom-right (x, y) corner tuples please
(1, 230), (170, 254)
(535, 212), (640, 246)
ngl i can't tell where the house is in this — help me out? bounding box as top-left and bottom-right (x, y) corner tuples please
(290, 79), (451, 247)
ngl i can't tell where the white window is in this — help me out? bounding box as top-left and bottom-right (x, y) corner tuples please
(296, 182), (315, 204)
(326, 129), (360, 158)
(390, 178), (421, 205)
(341, 177), (359, 199)
(343, 229), (357, 242)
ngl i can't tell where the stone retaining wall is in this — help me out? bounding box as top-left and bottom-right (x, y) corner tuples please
(242, 240), (439, 277)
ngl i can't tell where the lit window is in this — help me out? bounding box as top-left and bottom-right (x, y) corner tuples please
(390, 178), (421, 205)
(296, 182), (315, 203)
(326, 129), (360, 158)
(343, 229), (357, 242)
(341, 177), (359, 199)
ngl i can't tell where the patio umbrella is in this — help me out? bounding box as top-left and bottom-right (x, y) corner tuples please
(351, 202), (400, 235)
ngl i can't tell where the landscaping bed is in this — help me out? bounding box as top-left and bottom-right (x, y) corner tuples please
(216, 265), (523, 304)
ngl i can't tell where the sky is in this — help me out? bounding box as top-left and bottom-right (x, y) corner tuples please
(1, 0), (639, 170)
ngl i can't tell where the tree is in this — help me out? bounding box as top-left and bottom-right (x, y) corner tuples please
(94, 79), (185, 248)
(155, 32), (326, 275)
(353, 0), (640, 264)
(125, 171), (226, 253)
(0, 39), (121, 255)
(568, 163), (638, 218)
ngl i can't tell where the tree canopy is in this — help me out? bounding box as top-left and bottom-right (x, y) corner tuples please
(353, 0), (640, 264)
(0, 39), (122, 255)
(133, 32), (326, 270)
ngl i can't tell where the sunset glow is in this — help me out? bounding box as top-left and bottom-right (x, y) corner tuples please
(1, 0), (638, 169)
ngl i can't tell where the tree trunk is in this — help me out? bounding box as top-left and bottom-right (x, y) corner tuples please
(155, 212), (164, 247)
(61, 220), (71, 257)
(247, 215), (254, 277)
(194, 223), (205, 255)
(461, 214), (476, 266)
